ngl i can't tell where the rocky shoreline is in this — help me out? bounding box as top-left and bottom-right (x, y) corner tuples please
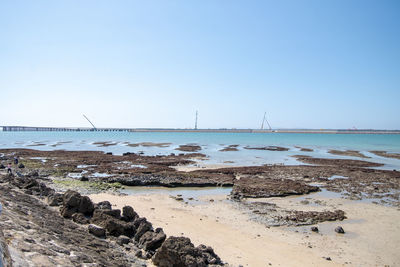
(0, 173), (224, 267)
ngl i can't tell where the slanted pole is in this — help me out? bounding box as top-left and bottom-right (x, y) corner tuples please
(83, 114), (97, 130)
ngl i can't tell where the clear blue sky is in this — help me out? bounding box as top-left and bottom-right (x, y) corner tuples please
(0, 0), (399, 129)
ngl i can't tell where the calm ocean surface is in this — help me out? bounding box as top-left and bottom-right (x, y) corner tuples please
(1, 131), (399, 169)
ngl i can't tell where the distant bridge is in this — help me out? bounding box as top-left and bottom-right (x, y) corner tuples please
(1, 126), (131, 132)
(1, 126), (399, 134)
(1, 126), (257, 133)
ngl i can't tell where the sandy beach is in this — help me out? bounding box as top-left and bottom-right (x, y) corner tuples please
(90, 191), (400, 267)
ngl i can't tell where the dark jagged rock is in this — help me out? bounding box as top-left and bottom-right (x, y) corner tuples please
(46, 193), (63, 206)
(78, 196), (95, 215)
(93, 208), (121, 219)
(60, 190), (81, 218)
(152, 236), (222, 267)
(72, 213), (90, 224)
(60, 206), (77, 218)
(138, 228), (166, 251)
(117, 235), (131, 245)
(63, 190), (81, 207)
(197, 244), (222, 265)
(91, 210), (135, 237)
(9, 177), (55, 197)
(134, 218), (153, 242)
(61, 190), (95, 218)
(18, 163), (25, 168)
(122, 205), (138, 222)
(0, 164), (5, 169)
(311, 226), (319, 232)
(95, 201), (112, 210)
(88, 224), (106, 238)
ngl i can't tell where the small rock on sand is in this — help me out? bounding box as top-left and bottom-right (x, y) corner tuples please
(335, 226), (345, 234)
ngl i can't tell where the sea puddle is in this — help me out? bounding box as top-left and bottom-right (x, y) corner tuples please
(77, 164), (98, 169)
(120, 186), (232, 205)
(327, 175), (349, 180)
(30, 157), (48, 163)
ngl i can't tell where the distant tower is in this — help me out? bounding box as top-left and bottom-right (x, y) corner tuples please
(195, 111), (198, 130)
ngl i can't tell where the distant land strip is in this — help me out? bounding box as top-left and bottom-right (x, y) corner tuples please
(1, 126), (399, 134)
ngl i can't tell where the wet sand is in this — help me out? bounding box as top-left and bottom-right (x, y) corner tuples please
(90, 192), (400, 267)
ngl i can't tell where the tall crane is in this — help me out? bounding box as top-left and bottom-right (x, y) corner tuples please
(261, 112), (272, 130)
(83, 114), (97, 130)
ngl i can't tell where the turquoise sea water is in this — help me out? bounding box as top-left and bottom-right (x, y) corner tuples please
(0, 131), (399, 169)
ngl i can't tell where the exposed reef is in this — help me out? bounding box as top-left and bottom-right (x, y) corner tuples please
(219, 145), (239, 152)
(244, 146), (289, 151)
(370, 150), (400, 160)
(175, 145), (202, 152)
(328, 150), (370, 159)
(293, 155), (383, 168)
(231, 177), (320, 199)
